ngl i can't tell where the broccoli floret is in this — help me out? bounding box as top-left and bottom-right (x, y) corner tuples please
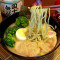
(4, 34), (16, 47)
(15, 16), (29, 27)
(5, 26), (19, 36)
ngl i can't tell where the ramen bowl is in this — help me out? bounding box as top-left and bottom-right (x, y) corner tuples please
(0, 12), (60, 59)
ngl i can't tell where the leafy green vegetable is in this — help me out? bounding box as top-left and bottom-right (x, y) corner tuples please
(3, 34), (16, 47)
(15, 16), (29, 27)
(5, 26), (19, 36)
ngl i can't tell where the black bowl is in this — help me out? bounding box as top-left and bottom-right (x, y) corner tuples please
(0, 12), (60, 59)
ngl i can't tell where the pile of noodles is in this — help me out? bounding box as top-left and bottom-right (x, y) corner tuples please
(26, 5), (50, 41)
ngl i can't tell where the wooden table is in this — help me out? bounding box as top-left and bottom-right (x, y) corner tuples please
(0, 14), (60, 60)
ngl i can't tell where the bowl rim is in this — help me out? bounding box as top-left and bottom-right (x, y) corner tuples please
(0, 12), (60, 58)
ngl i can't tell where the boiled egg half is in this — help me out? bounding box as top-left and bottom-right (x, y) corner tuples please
(16, 28), (28, 40)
